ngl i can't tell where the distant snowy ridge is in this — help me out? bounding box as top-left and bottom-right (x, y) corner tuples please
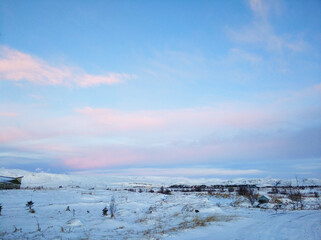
(1, 168), (320, 189)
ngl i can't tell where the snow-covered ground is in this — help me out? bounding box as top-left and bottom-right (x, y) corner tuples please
(0, 168), (320, 239)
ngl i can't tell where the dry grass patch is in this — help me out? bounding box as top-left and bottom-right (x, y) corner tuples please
(175, 214), (233, 231)
(140, 210), (234, 238)
(81, 192), (94, 195)
(270, 196), (283, 204)
(208, 192), (233, 198)
(135, 217), (149, 224)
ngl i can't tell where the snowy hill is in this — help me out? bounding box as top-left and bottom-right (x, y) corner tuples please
(1, 168), (320, 189)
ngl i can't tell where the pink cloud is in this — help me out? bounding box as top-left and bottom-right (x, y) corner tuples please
(0, 111), (19, 117)
(77, 73), (132, 87)
(313, 83), (321, 93)
(75, 105), (280, 134)
(0, 127), (28, 143)
(0, 46), (134, 87)
(75, 107), (165, 131)
(1, 82), (318, 170)
(63, 148), (145, 169)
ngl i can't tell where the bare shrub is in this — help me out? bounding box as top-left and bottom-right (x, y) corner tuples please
(238, 186), (249, 196)
(181, 204), (194, 213)
(158, 186), (171, 194)
(288, 177), (304, 210)
(271, 197), (282, 204)
(158, 186), (164, 194)
(26, 201), (34, 209)
(272, 180), (281, 194)
(109, 196), (116, 218)
(209, 192), (231, 198)
(147, 205), (156, 214)
(289, 189), (303, 209)
(228, 187), (234, 193)
(247, 189), (257, 206)
(164, 189), (171, 195)
(35, 218), (41, 232)
(13, 226), (22, 233)
(273, 204), (282, 213)
(238, 186), (257, 206)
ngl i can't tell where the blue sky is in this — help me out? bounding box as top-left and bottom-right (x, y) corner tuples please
(0, 0), (320, 178)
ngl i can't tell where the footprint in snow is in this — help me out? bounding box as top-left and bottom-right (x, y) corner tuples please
(66, 219), (83, 227)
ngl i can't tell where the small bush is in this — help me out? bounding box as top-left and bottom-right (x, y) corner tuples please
(164, 189), (171, 195)
(288, 188), (304, 210)
(102, 207), (108, 216)
(238, 186), (249, 196)
(13, 226), (22, 233)
(26, 201), (34, 209)
(158, 186), (171, 194)
(228, 187), (234, 193)
(158, 186), (165, 194)
(237, 186), (257, 206)
(289, 190), (302, 202)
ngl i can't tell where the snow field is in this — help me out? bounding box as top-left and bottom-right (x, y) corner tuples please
(0, 168), (320, 239)
(0, 188), (227, 239)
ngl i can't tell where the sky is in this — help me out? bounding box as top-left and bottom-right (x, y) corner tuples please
(0, 0), (320, 178)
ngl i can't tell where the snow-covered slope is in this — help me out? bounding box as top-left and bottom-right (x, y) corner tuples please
(1, 168), (320, 189)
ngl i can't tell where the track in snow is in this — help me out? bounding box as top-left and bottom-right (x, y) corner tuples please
(166, 210), (321, 240)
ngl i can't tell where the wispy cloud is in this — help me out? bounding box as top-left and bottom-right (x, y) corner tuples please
(228, 0), (306, 53)
(249, 0), (271, 20)
(226, 48), (262, 64)
(0, 46), (134, 87)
